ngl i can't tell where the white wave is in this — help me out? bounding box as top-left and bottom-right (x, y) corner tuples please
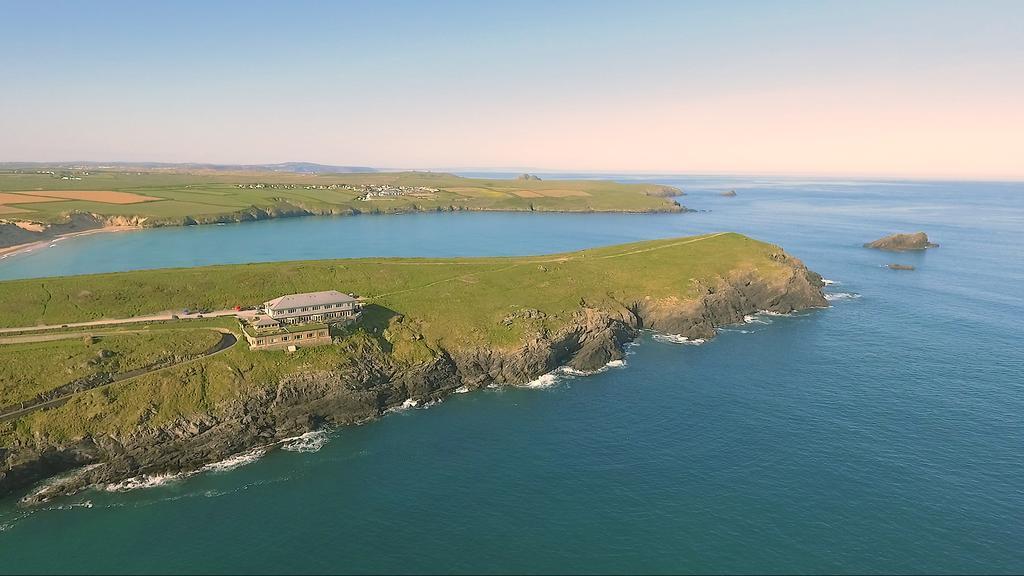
(202, 447), (267, 472)
(521, 372), (563, 389)
(46, 500), (94, 511)
(280, 430), (329, 453)
(21, 463), (104, 503)
(385, 398), (420, 414)
(652, 333), (706, 345)
(822, 278), (839, 286)
(454, 385), (471, 394)
(824, 292), (860, 301)
(104, 472), (185, 492)
(605, 359), (627, 368)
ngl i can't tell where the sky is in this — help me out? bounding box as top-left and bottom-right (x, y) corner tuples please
(1, 0), (1022, 179)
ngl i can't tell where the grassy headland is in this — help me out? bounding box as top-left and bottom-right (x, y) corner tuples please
(0, 169), (682, 228)
(0, 233), (809, 444)
(0, 233), (780, 347)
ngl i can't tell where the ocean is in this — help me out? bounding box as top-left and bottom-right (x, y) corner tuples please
(1, 176), (1022, 573)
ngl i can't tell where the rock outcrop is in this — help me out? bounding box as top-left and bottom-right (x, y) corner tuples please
(0, 254), (826, 505)
(887, 264), (915, 271)
(864, 232), (938, 251)
(720, 190), (737, 197)
(515, 173), (542, 181)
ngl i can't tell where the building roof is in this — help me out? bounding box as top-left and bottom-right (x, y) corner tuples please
(264, 290), (356, 312)
(251, 316), (281, 329)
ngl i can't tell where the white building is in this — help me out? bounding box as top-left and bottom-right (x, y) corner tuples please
(262, 290), (360, 325)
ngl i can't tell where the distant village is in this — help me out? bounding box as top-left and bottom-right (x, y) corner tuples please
(235, 182), (439, 200)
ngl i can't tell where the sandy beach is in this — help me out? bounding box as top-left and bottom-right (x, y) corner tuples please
(0, 225), (143, 260)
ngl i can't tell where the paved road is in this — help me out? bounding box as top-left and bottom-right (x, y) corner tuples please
(0, 330), (238, 423)
(0, 309), (257, 335)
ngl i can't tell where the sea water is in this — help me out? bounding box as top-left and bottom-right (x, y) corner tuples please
(0, 176), (1022, 573)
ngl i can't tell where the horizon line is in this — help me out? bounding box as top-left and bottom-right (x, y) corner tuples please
(3, 159), (1023, 183)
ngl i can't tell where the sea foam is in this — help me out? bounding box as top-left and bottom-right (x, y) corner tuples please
(280, 430), (329, 453)
(519, 358), (626, 389)
(652, 333), (706, 345)
(104, 472), (186, 492)
(824, 292), (860, 301)
(202, 447), (267, 472)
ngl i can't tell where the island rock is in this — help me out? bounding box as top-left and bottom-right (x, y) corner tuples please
(864, 232), (938, 251)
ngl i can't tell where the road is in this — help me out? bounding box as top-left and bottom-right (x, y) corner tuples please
(0, 309), (257, 335)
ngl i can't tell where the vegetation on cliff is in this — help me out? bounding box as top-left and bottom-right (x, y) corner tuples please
(0, 233), (825, 500)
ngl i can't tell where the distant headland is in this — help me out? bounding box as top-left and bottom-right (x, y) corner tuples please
(0, 167), (684, 254)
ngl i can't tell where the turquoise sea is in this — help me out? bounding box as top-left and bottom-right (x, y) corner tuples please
(1, 176), (1022, 574)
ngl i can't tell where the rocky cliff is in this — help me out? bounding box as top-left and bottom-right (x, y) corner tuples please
(0, 253), (825, 505)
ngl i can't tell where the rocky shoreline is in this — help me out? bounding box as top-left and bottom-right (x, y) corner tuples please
(0, 252), (825, 505)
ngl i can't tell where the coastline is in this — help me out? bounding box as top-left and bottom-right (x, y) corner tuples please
(0, 225), (143, 260)
(0, 239), (828, 504)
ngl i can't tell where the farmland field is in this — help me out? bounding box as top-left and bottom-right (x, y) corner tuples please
(0, 168), (683, 226)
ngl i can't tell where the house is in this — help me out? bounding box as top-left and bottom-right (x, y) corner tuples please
(262, 290), (360, 325)
(241, 290), (362, 351)
(241, 320), (331, 351)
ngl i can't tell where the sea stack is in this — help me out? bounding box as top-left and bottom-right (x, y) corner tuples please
(887, 264), (916, 271)
(864, 232), (938, 251)
(516, 173), (542, 181)
(720, 189), (737, 197)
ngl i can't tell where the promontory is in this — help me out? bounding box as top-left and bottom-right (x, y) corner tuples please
(0, 233), (826, 504)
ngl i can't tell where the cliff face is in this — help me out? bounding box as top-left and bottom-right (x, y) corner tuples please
(0, 253), (825, 505)
(0, 214), (110, 249)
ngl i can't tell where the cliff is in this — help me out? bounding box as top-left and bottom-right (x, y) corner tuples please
(0, 235), (826, 504)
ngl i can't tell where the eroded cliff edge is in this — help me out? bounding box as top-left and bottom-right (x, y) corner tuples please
(0, 250), (825, 505)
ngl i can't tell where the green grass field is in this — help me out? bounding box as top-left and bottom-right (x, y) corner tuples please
(0, 169), (682, 225)
(0, 233), (785, 347)
(0, 329), (222, 406)
(0, 233), (791, 442)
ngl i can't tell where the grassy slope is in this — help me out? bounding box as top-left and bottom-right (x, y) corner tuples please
(0, 329), (222, 406)
(0, 233), (790, 442)
(0, 170), (681, 224)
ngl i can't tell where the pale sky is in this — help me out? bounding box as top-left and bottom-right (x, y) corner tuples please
(1, 0), (1022, 179)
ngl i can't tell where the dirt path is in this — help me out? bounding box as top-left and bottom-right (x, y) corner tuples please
(0, 309), (254, 335)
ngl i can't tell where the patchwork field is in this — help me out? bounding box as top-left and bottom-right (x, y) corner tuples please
(16, 190), (161, 203)
(0, 169), (683, 226)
